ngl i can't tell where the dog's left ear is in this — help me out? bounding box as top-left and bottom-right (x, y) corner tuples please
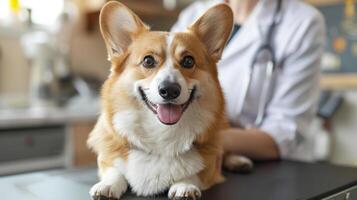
(189, 4), (233, 62)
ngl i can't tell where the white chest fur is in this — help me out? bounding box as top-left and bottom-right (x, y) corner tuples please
(113, 104), (214, 155)
(116, 149), (204, 196)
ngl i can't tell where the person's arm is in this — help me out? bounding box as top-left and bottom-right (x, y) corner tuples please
(220, 128), (279, 160)
(221, 8), (326, 161)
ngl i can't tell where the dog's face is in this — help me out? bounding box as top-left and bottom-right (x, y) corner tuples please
(100, 2), (232, 133)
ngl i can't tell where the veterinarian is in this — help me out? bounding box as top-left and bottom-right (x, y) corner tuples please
(171, 0), (326, 161)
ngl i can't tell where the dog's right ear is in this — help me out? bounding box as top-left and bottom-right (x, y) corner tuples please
(100, 1), (149, 60)
(189, 4), (233, 63)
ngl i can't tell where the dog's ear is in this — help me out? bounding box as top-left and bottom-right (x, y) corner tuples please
(189, 4), (233, 62)
(100, 1), (149, 60)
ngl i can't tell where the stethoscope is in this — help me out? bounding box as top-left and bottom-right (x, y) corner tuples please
(236, 0), (282, 127)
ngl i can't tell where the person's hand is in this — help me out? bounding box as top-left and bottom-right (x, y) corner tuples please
(219, 128), (280, 160)
(219, 129), (254, 173)
(222, 153), (254, 173)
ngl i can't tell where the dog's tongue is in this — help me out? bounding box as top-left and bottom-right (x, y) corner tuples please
(157, 104), (183, 125)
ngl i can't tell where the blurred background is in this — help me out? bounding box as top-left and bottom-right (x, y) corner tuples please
(0, 0), (356, 175)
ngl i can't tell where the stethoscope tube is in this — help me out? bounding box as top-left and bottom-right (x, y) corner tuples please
(237, 0), (282, 127)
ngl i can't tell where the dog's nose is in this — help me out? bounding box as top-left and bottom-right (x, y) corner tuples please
(158, 81), (181, 100)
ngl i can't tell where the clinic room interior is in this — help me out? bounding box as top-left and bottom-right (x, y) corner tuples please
(1, 0), (357, 200)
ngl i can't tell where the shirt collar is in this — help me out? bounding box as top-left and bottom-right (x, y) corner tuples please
(221, 0), (283, 60)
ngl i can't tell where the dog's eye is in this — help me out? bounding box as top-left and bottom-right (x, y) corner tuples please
(180, 56), (195, 69)
(142, 55), (156, 68)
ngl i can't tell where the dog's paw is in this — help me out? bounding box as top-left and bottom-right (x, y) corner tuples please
(223, 154), (253, 173)
(168, 183), (201, 200)
(89, 181), (127, 200)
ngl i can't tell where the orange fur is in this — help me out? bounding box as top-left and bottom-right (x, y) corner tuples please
(87, 1), (234, 197)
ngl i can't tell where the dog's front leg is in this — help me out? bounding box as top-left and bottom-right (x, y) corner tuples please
(168, 176), (202, 200)
(90, 167), (128, 200)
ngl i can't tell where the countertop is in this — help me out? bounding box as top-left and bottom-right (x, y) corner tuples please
(2, 160), (357, 200)
(0, 99), (100, 129)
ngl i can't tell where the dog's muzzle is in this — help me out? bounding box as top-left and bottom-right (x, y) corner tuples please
(138, 86), (196, 125)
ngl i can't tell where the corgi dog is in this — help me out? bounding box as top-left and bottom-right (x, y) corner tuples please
(88, 1), (252, 200)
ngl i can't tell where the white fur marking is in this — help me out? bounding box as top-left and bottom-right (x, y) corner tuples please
(167, 33), (175, 48)
(125, 149), (204, 196)
(113, 158), (127, 175)
(113, 101), (214, 156)
(168, 176), (202, 199)
(135, 33), (193, 105)
(89, 167), (128, 199)
(114, 70), (218, 156)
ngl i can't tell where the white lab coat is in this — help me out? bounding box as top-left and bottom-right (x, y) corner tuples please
(171, 0), (326, 161)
